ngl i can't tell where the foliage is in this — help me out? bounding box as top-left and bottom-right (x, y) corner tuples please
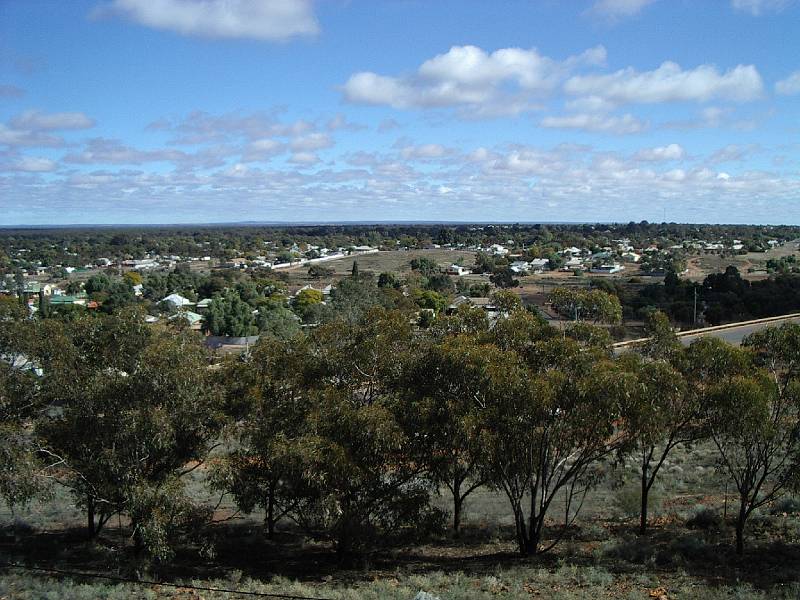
(33, 311), (223, 558)
(549, 287), (622, 324)
(204, 290), (258, 337)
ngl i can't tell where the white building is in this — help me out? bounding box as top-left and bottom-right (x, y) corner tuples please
(446, 264), (471, 276)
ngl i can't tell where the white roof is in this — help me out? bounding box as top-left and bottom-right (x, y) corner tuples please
(162, 293), (193, 307)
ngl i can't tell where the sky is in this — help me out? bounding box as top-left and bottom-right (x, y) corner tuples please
(0, 0), (799, 226)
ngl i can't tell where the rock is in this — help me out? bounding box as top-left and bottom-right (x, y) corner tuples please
(414, 592), (442, 600)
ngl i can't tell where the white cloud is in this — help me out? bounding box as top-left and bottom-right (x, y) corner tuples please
(565, 95), (617, 113)
(565, 62), (764, 105)
(634, 143), (685, 161)
(731, 0), (792, 15)
(587, 0), (657, 20)
(0, 124), (65, 148)
(325, 113), (365, 132)
(99, 0), (319, 41)
(10, 109), (95, 130)
(9, 156), (57, 172)
(342, 44), (607, 116)
(707, 144), (757, 164)
(399, 143), (449, 160)
(540, 112), (647, 134)
(63, 137), (184, 164)
(776, 71), (800, 95)
(290, 132), (333, 152)
(663, 106), (743, 130)
(288, 152), (320, 165)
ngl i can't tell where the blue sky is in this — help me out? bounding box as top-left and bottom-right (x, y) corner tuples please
(1, 0), (799, 225)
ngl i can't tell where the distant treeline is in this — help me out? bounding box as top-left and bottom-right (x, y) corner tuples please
(1, 221), (796, 271)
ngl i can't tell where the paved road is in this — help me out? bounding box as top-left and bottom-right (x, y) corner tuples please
(677, 316), (800, 346)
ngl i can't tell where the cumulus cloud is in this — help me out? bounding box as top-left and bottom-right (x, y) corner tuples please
(7, 156), (57, 172)
(564, 61), (764, 105)
(97, 0), (319, 41)
(288, 151), (319, 165)
(5, 141), (800, 225)
(731, 0), (792, 15)
(63, 137), (184, 164)
(150, 110), (314, 145)
(540, 112), (648, 134)
(633, 143), (684, 161)
(10, 109), (95, 130)
(342, 44), (607, 116)
(398, 143), (451, 160)
(776, 71), (800, 95)
(587, 0), (658, 20)
(0, 124), (65, 148)
(290, 132), (333, 152)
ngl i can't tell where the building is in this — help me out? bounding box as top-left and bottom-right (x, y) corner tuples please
(446, 264), (471, 276)
(590, 264), (625, 274)
(161, 293), (194, 308)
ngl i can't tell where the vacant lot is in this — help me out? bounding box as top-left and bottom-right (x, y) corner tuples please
(686, 241), (800, 281)
(283, 249), (476, 286)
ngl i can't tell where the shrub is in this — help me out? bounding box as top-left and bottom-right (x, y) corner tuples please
(613, 482), (662, 520)
(686, 507), (721, 530)
(771, 496), (800, 515)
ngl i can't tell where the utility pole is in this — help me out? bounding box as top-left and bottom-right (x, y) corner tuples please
(693, 286), (698, 326)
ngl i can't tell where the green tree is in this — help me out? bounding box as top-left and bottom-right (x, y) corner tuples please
(308, 264), (334, 279)
(548, 287), (622, 324)
(0, 301), (45, 506)
(204, 290), (258, 337)
(35, 312), (222, 558)
(378, 272), (401, 289)
(707, 374), (799, 554)
(410, 256), (439, 278)
(400, 336), (493, 534)
(212, 338), (308, 539)
(617, 353), (692, 533)
(489, 267), (519, 289)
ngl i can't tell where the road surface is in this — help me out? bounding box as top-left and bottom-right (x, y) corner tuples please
(613, 314), (800, 353)
(677, 315), (800, 346)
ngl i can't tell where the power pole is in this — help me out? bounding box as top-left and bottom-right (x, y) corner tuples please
(693, 286), (698, 326)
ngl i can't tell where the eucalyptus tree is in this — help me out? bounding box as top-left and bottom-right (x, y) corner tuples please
(475, 308), (630, 556)
(699, 324), (800, 555)
(399, 334), (498, 535)
(267, 309), (442, 557)
(35, 310), (223, 558)
(0, 300), (44, 506)
(617, 353), (690, 533)
(211, 336), (309, 539)
(706, 373), (799, 554)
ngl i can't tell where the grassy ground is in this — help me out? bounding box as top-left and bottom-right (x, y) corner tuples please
(685, 241), (800, 281)
(280, 249), (476, 288)
(4, 441), (800, 598)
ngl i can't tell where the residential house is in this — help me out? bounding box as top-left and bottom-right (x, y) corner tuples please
(446, 264), (471, 276)
(161, 293), (194, 308)
(590, 264), (625, 274)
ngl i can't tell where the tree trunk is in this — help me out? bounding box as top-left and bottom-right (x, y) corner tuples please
(735, 500), (747, 555)
(87, 495), (96, 538)
(265, 484), (276, 540)
(452, 479), (463, 536)
(640, 469), (649, 535)
(512, 504), (528, 556)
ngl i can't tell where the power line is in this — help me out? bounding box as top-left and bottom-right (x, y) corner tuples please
(0, 561), (335, 600)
